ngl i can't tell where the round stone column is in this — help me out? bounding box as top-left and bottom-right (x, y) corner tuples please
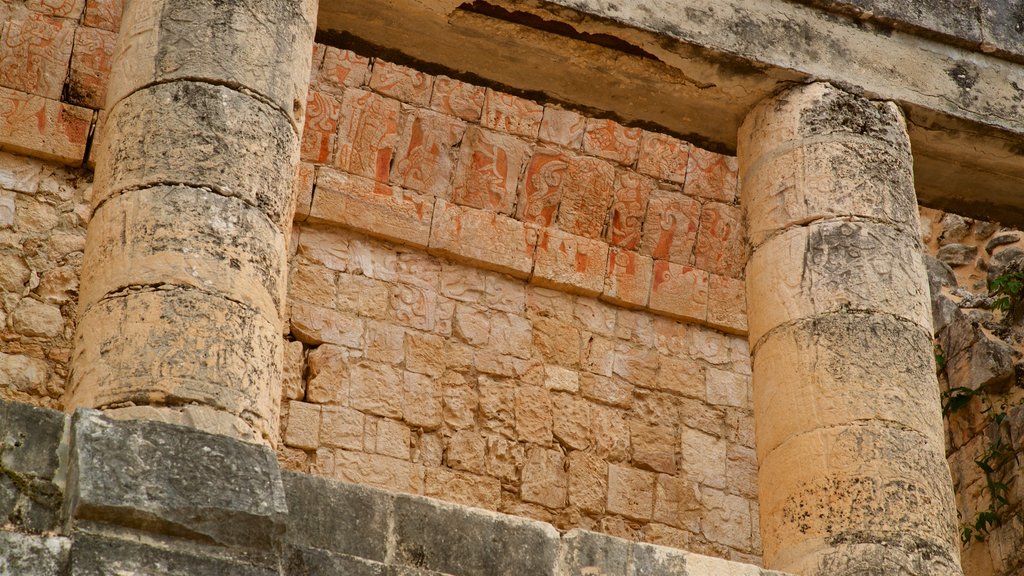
(66, 0), (318, 444)
(738, 83), (962, 575)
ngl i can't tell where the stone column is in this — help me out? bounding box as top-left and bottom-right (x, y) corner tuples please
(66, 0), (318, 444)
(738, 83), (962, 575)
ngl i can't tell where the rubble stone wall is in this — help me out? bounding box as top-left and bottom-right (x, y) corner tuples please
(921, 207), (1024, 576)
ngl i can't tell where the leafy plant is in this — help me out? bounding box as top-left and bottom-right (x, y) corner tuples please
(990, 270), (1024, 313)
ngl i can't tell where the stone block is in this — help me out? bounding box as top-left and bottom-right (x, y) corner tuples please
(606, 464), (655, 520)
(652, 474), (700, 532)
(684, 147), (739, 203)
(430, 76), (486, 121)
(649, 260), (708, 322)
(680, 427), (727, 490)
(10, 297), (64, 338)
(328, 449), (423, 494)
(739, 83), (910, 167)
(391, 493), (560, 576)
(94, 81), (298, 228)
(284, 547), (387, 576)
(423, 467), (501, 511)
(284, 401), (322, 450)
(629, 422), (677, 474)
(607, 170), (653, 250)
(293, 163), (317, 220)
(0, 86), (91, 164)
(429, 199), (538, 279)
(316, 47), (371, 95)
(0, 12), (74, 100)
(391, 109), (466, 197)
(0, 151), (42, 193)
(336, 89), (402, 183)
(603, 248), (653, 308)
(310, 169), (433, 249)
(755, 313), (946, 457)
(107, 0), (316, 124)
(69, 532), (278, 576)
(518, 149), (570, 227)
(83, 0), (122, 31)
(630, 541), (691, 576)
(0, 532), (70, 575)
(555, 154), (617, 239)
(568, 451), (607, 514)
(636, 131), (689, 184)
(0, 399), (66, 531)
(320, 406), (364, 451)
(515, 386), (553, 444)
(69, 288), (282, 441)
(551, 393), (589, 450)
(706, 273), (747, 334)
(282, 471), (390, 562)
(759, 423), (959, 574)
(558, 529), (631, 575)
(26, 0), (86, 17)
(539, 107), (586, 148)
(81, 185), (286, 315)
(746, 222), (932, 344)
(370, 60), (433, 106)
(401, 371), (442, 430)
(301, 90), (342, 164)
(639, 190), (700, 264)
(349, 361), (404, 419)
(741, 140), (915, 246)
(66, 25), (116, 109)
(521, 447), (567, 508)
(939, 310), (1015, 393)
(481, 89), (544, 138)
(451, 126), (531, 215)
(701, 488), (753, 550)
(589, 404), (630, 463)
(582, 118), (641, 166)
(694, 202), (745, 278)
(290, 301), (364, 348)
(705, 368), (749, 409)
(68, 411), (288, 548)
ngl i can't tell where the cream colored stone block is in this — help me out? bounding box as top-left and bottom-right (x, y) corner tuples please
(330, 449), (423, 495)
(759, 423), (960, 574)
(680, 427), (727, 490)
(401, 370), (442, 430)
(746, 221), (931, 344)
(68, 288), (281, 441)
(107, 0), (317, 126)
(606, 464), (655, 521)
(309, 169), (434, 248)
(753, 313), (944, 459)
(738, 82), (910, 171)
(429, 199), (538, 279)
(532, 227), (608, 297)
(284, 400), (321, 450)
(81, 185), (286, 316)
(742, 140), (916, 246)
(521, 446), (567, 509)
(320, 405), (363, 450)
(93, 82), (299, 229)
(424, 467), (501, 511)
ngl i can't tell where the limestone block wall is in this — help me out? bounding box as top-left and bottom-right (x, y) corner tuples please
(279, 47), (760, 564)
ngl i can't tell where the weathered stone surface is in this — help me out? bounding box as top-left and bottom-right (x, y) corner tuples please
(0, 352), (49, 395)
(753, 313), (944, 458)
(68, 411), (288, 548)
(533, 228), (608, 297)
(939, 310), (1016, 392)
(107, 0), (317, 126)
(93, 81), (299, 228)
(392, 494), (559, 576)
(746, 221), (932, 344)
(80, 185), (286, 315)
(285, 547), (385, 576)
(924, 254), (957, 297)
(0, 532), (70, 575)
(558, 529), (631, 575)
(68, 288), (281, 442)
(0, 399), (65, 532)
(69, 532), (278, 576)
(936, 242), (978, 267)
(429, 199), (538, 279)
(741, 139), (916, 246)
(740, 83), (911, 166)
(310, 169), (434, 249)
(759, 423), (960, 574)
(283, 471), (390, 562)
